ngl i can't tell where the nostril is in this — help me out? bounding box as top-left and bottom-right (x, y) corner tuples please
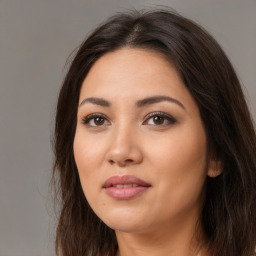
(109, 160), (115, 165)
(108, 158), (134, 166)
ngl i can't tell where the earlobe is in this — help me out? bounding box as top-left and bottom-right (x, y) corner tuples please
(207, 158), (222, 178)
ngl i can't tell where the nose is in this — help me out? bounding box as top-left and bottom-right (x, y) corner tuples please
(106, 126), (143, 167)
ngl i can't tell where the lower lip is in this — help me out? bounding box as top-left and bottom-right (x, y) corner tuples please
(104, 186), (149, 200)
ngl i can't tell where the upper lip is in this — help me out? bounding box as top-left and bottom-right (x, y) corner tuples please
(103, 175), (151, 188)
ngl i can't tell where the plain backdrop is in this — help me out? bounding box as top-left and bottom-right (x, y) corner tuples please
(0, 0), (255, 255)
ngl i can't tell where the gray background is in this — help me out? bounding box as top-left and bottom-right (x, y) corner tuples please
(0, 0), (255, 255)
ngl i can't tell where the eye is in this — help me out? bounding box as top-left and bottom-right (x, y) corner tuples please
(143, 112), (176, 126)
(82, 113), (110, 127)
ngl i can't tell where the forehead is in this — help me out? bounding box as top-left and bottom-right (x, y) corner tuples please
(83, 48), (178, 82)
(79, 48), (195, 111)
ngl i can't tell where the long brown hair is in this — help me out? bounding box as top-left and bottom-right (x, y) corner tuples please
(53, 9), (256, 256)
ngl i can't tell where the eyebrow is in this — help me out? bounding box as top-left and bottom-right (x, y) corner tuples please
(136, 95), (185, 109)
(79, 97), (111, 107)
(79, 95), (185, 109)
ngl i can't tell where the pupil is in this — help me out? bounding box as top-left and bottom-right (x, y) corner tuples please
(95, 117), (104, 125)
(154, 116), (164, 124)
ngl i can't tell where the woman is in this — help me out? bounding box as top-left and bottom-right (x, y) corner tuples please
(53, 9), (256, 256)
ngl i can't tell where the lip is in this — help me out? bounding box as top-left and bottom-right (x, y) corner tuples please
(103, 175), (151, 200)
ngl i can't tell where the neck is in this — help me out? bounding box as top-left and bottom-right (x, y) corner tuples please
(115, 215), (209, 256)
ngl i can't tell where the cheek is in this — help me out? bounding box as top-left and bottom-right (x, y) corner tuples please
(148, 127), (208, 212)
(149, 126), (207, 172)
(74, 130), (99, 164)
(73, 130), (112, 222)
(73, 130), (104, 195)
(73, 128), (108, 172)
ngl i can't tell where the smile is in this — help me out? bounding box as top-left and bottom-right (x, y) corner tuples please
(103, 175), (151, 200)
(113, 184), (139, 188)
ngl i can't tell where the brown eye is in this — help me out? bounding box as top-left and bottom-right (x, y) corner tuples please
(82, 114), (110, 127)
(143, 112), (177, 126)
(94, 117), (105, 126)
(152, 116), (165, 125)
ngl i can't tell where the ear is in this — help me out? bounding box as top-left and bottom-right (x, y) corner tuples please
(207, 157), (222, 178)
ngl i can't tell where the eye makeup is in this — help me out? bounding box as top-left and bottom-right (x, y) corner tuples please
(143, 111), (177, 126)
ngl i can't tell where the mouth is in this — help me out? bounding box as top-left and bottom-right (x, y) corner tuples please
(103, 175), (151, 200)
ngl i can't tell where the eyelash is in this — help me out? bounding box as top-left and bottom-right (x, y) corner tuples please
(81, 111), (177, 128)
(82, 113), (109, 127)
(143, 111), (177, 126)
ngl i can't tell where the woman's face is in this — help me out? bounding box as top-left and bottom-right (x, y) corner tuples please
(74, 48), (216, 234)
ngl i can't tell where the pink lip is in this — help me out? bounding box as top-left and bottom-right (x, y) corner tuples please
(103, 175), (151, 200)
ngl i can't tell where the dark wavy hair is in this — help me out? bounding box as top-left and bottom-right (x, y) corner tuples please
(53, 9), (256, 256)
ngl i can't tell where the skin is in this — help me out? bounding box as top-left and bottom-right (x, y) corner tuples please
(73, 48), (220, 256)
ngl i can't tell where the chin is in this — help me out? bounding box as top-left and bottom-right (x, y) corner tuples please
(99, 211), (149, 234)
(107, 221), (147, 234)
